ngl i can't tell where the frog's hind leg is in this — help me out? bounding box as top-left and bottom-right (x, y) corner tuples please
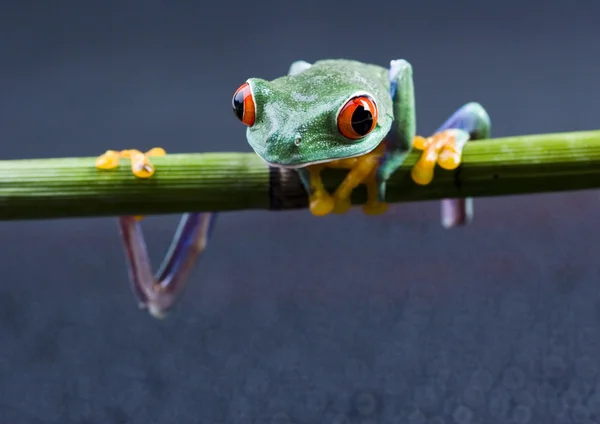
(118, 213), (217, 318)
(96, 147), (217, 317)
(434, 102), (491, 228)
(296, 166), (336, 216)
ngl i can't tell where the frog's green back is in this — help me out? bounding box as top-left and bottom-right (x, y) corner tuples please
(244, 59), (394, 167)
(284, 59), (390, 94)
(311, 59), (389, 84)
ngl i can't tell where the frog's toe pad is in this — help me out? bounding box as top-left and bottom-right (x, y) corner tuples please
(411, 161), (436, 186)
(95, 150), (121, 170)
(362, 202), (388, 215)
(309, 195), (335, 216)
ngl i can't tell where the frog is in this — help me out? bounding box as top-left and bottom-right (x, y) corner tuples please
(95, 58), (491, 317)
(231, 58), (491, 222)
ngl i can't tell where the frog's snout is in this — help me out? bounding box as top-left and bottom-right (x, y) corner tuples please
(258, 133), (308, 167)
(283, 134), (304, 153)
(269, 132), (303, 151)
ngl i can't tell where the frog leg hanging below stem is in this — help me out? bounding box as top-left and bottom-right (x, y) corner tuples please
(96, 148), (217, 318)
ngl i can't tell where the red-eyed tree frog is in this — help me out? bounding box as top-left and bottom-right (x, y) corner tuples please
(96, 58), (491, 317)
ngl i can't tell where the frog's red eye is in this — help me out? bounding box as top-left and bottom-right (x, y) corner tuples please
(232, 82), (255, 126)
(337, 95), (378, 140)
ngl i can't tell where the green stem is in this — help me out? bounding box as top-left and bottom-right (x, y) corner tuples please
(2, 130), (600, 221)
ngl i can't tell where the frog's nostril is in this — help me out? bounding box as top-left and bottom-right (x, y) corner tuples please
(294, 135), (302, 146)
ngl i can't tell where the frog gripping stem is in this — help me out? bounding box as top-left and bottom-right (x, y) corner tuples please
(302, 143), (388, 216)
(96, 148), (217, 318)
(413, 102), (491, 228)
(96, 147), (166, 179)
(410, 129), (471, 186)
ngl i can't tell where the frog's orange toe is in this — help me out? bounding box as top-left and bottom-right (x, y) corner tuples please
(146, 147), (167, 157)
(438, 149), (462, 170)
(412, 135), (428, 150)
(130, 151), (155, 179)
(309, 194), (335, 216)
(95, 150), (121, 170)
(411, 162), (435, 186)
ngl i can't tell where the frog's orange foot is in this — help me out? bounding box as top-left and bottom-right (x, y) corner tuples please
(411, 129), (470, 186)
(309, 193), (335, 216)
(96, 147), (166, 221)
(96, 147), (166, 179)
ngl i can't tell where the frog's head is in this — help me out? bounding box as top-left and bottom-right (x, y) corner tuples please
(231, 74), (393, 168)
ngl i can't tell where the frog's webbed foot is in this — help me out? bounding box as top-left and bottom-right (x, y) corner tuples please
(298, 145), (387, 216)
(96, 147), (166, 179)
(410, 129), (471, 186)
(96, 147), (166, 220)
(96, 146), (216, 318)
(300, 145), (386, 216)
(329, 144), (387, 215)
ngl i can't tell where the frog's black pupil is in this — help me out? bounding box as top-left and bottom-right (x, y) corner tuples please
(351, 105), (373, 136)
(232, 90), (245, 120)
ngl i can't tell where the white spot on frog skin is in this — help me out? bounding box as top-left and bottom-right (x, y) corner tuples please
(292, 91), (317, 102)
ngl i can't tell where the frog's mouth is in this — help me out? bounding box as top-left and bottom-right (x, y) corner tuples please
(254, 145), (379, 169)
(247, 126), (386, 169)
(261, 156), (339, 169)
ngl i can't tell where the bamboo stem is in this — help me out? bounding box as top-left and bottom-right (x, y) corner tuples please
(1, 130), (600, 221)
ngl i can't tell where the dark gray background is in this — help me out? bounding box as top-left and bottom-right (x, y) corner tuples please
(1, 1), (600, 423)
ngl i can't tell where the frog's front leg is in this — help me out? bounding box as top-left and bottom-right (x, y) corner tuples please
(296, 146), (385, 216)
(297, 157), (362, 216)
(375, 59), (416, 207)
(96, 148), (217, 318)
(412, 102), (491, 228)
(298, 164), (336, 216)
(328, 144), (387, 214)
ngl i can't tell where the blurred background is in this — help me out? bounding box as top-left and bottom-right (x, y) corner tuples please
(1, 0), (600, 423)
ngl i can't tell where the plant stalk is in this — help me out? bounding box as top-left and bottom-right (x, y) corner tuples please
(1, 130), (599, 221)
